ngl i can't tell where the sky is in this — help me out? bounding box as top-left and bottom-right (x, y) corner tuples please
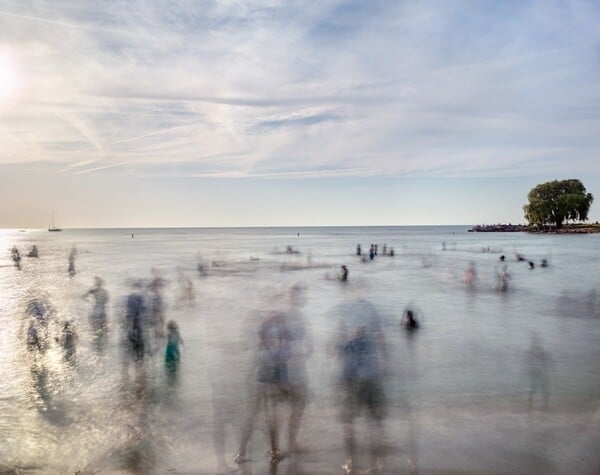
(0, 0), (599, 228)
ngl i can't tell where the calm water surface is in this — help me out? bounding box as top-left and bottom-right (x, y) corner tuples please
(1, 226), (599, 474)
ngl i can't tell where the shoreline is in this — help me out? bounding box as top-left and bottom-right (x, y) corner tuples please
(470, 223), (600, 234)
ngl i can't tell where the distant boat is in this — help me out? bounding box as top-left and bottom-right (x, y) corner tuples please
(48, 213), (62, 232)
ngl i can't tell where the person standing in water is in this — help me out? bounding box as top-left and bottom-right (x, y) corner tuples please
(235, 310), (292, 465)
(59, 321), (78, 363)
(11, 246), (21, 269)
(122, 281), (147, 381)
(334, 299), (389, 474)
(83, 277), (109, 330)
(68, 245), (77, 277)
(165, 320), (183, 383)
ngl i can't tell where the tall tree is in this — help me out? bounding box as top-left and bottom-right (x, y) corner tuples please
(523, 179), (594, 228)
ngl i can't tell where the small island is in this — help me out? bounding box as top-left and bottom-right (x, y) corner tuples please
(471, 179), (598, 234)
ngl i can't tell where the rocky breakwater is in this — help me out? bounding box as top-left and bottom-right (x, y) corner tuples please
(469, 224), (529, 232)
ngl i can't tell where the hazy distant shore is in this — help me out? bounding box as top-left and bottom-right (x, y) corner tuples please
(470, 223), (600, 234)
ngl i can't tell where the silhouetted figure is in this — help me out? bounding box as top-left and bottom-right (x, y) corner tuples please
(528, 260), (535, 270)
(389, 247), (394, 257)
(499, 255), (505, 262)
(11, 246), (21, 269)
(339, 265), (349, 282)
(25, 298), (53, 352)
(369, 245), (375, 261)
(68, 245), (77, 277)
(356, 244), (362, 256)
(401, 309), (420, 331)
(28, 245), (39, 258)
(27, 321), (43, 352)
(58, 321), (78, 363)
(541, 259), (549, 268)
(382, 243), (387, 256)
(123, 282), (147, 379)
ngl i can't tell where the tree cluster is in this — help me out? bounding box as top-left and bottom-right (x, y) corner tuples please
(523, 179), (594, 228)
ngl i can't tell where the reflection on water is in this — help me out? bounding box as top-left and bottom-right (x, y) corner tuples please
(0, 227), (599, 474)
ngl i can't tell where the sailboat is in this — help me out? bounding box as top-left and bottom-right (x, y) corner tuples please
(48, 213), (62, 232)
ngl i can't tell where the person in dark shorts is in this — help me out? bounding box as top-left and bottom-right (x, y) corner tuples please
(122, 281), (147, 380)
(235, 311), (292, 465)
(335, 299), (388, 474)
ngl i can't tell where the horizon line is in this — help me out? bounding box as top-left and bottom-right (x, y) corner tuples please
(2, 224), (481, 231)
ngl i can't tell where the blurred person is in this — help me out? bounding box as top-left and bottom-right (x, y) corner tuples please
(382, 243), (387, 256)
(68, 245), (77, 277)
(165, 320), (183, 384)
(528, 260), (535, 270)
(122, 280), (148, 380)
(83, 277), (109, 332)
(176, 268), (195, 305)
(11, 245), (21, 269)
(27, 320), (44, 352)
(369, 245), (375, 261)
(401, 309), (420, 332)
(333, 299), (389, 474)
(339, 265), (349, 282)
(526, 335), (552, 411)
(235, 309), (292, 465)
(496, 265), (511, 292)
(464, 261), (477, 288)
(356, 244), (362, 256)
(25, 298), (54, 352)
(147, 269), (167, 343)
(27, 245), (39, 258)
(389, 247), (395, 257)
(58, 321), (78, 363)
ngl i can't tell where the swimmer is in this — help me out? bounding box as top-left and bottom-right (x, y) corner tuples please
(401, 309), (420, 331)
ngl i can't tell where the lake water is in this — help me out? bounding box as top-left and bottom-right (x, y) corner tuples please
(1, 226), (599, 474)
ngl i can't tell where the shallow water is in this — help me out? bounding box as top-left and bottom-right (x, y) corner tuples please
(1, 226), (599, 474)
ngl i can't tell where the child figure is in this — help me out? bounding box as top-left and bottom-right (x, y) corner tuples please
(60, 321), (78, 362)
(165, 320), (183, 381)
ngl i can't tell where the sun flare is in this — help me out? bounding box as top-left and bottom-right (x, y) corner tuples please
(0, 52), (20, 100)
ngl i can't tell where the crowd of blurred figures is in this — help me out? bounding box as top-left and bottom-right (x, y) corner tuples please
(6, 238), (591, 475)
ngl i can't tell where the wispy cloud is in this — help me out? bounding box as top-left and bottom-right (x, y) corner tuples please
(1, 0), (599, 179)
